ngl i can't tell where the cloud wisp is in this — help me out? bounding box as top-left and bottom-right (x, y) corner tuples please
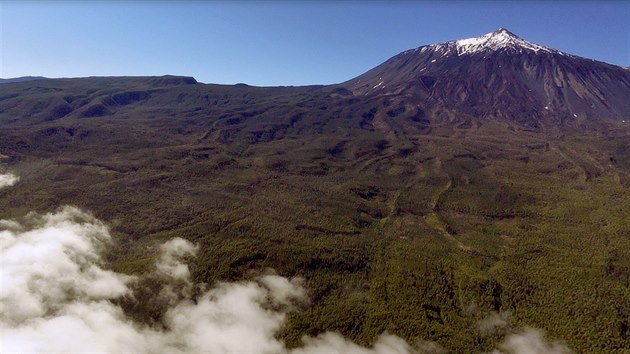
(492, 328), (573, 354)
(0, 172), (19, 189)
(477, 312), (573, 354)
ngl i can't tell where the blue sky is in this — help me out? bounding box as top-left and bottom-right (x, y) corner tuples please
(1, 1), (629, 86)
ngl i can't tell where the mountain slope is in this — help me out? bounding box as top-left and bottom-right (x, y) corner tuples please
(0, 76), (48, 84)
(345, 28), (630, 128)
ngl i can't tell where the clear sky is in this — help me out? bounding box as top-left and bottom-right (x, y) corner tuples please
(1, 1), (629, 86)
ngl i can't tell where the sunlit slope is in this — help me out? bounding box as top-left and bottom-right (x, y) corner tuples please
(0, 72), (628, 353)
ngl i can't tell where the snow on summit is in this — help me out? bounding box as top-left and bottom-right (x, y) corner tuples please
(413, 28), (562, 56)
(453, 28), (554, 54)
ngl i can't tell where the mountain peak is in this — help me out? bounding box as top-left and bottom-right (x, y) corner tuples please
(347, 28), (630, 125)
(451, 28), (553, 55)
(406, 28), (563, 58)
(493, 27), (516, 36)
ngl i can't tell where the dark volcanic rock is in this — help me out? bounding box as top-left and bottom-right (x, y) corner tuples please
(148, 75), (197, 87)
(344, 28), (630, 127)
(47, 103), (73, 120)
(0, 76), (48, 84)
(112, 91), (151, 105)
(80, 103), (110, 118)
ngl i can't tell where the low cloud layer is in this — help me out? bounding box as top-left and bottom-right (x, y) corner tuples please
(476, 312), (572, 354)
(0, 172), (19, 189)
(0, 197), (573, 353)
(0, 206), (419, 353)
(477, 311), (511, 335)
(493, 328), (573, 354)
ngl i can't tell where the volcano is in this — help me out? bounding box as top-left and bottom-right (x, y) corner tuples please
(345, 28), (630, 128)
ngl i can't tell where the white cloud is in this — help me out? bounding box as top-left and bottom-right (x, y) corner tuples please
(492, 328), (573, 354)
(157, 237), (199, 280)
(477, 311), (511, 335)
(293, 332), (417, 354)
(0, 206), (132, 324)
(161, 277), (298, 354)
(0, 172), (19, 189)
(154, 237), (200, 304)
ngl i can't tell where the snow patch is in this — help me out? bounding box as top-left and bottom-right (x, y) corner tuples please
(454, 29), (553, 55)
(420, 28), (562, 57)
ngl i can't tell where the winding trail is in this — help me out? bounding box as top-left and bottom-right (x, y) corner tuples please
(423, 161), (478, 253)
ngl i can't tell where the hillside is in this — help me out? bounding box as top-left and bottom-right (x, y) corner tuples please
(345, 28), (630, 130)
